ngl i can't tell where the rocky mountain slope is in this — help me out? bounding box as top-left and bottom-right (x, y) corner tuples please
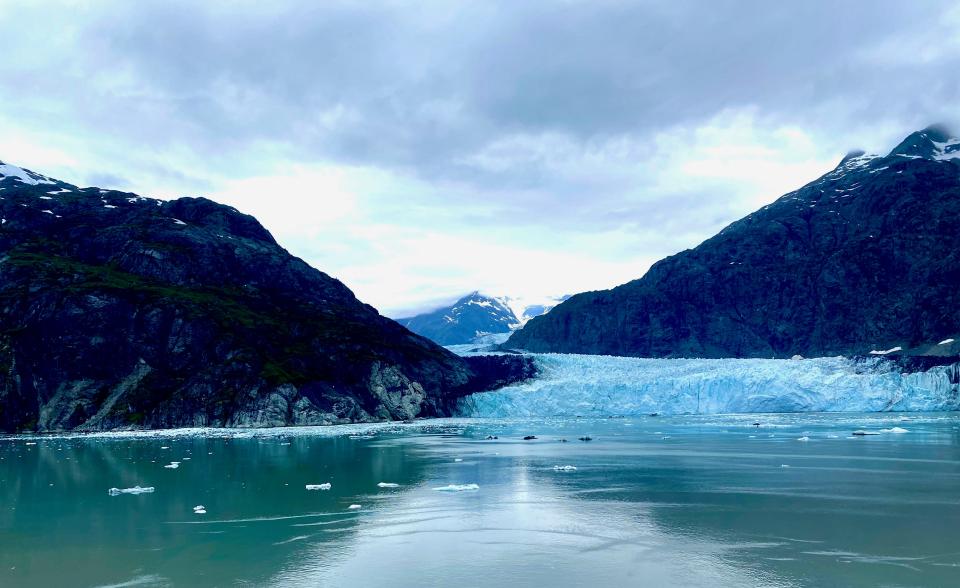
(399, 292), (568, 345)
(508, 126), (960, 358)
(0, 162), (534, 432)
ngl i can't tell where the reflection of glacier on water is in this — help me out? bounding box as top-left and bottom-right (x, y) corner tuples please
(458, 354), (960, 417)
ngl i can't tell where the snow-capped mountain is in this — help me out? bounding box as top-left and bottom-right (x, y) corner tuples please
(399, 292), (568, 345)
(509, 125), (960, 358)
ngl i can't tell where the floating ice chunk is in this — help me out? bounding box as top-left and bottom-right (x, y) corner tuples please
(108, 486), (154, 496)
(869, 346), (902, 355)
(193, 505), (207, 514)
(348, 504), (362, 510)
(433, 483), (479, 492)
(163, 462), (180, 469)
(880, 427), (909, 434)
(454, 458), (463, 462)
(377, 482), (399, 488)
(160, 446), (169, 449)
(25, 442), (36, 446)
(552, 465), (577, 471)
(938, 338), (955, 345)
(171, 218), (186, 226)
(305, 483), (331, 491)
(780, 465), (790, 468)
(797, 436), (810, 442)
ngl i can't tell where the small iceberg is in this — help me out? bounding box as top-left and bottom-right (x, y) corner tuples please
(377, 482), (399, 488)
(163, 462), (180, 469)
(433, 483), (480, 492)
(552, 465), (577, 471)
(193, 505), (207, 514)
(108, 486), (155, 496)
(306, 483), (331, 491)
(880, 427), (909, 434)
(348, 504), (362, 510)
(797, 436), (810, 442)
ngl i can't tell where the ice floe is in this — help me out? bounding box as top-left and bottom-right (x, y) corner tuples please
(377, 482), (399, 488)
(348, 504), (362, 510)
(306, 483), (331, 491)
(552, 465), (577, 471)
(433, 483), (480, 492)
(108, 486), (155, 496)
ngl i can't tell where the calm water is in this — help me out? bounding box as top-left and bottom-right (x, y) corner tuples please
(1, 414), (959, 587)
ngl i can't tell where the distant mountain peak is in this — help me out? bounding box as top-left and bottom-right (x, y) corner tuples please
(400, 292), (569, 345)
(839, 149), (866, 164)
(888, 125), (960, 160)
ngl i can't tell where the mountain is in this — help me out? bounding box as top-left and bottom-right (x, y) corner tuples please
(399, 292), (518, 345)
(399, 292), (570, 345)
(0, 161), (534, 432)
(508, 126), (960, 358)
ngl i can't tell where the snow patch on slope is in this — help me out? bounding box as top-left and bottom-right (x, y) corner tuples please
(0, 162), (56, 186)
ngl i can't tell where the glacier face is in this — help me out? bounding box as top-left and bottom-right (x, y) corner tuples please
(457, 354), (960, 417)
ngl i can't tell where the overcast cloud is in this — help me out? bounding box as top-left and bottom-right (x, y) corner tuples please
(1, 0), (958, 315)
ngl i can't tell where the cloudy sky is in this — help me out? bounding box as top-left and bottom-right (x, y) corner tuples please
(1, 1), (958, 316)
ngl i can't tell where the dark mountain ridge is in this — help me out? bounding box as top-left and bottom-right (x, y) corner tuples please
(508, 126), (960, 358)
(0, 162), (534, 432)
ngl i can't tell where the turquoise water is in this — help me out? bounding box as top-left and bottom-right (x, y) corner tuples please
(1, 413), (959, 587)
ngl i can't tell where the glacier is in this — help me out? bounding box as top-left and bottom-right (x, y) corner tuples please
(456, 354), (960, 417)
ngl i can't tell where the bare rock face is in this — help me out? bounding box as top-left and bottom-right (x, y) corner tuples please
(0, 162), (536, 432)
(509, 127), (960, 358)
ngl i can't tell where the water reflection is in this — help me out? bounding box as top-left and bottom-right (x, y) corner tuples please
(1, 414), (958, 587)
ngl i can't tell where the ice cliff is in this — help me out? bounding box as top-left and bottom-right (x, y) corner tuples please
(457, 354), (960, 416)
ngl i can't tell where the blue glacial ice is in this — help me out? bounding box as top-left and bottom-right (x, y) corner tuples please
(457, 354), (960, 417)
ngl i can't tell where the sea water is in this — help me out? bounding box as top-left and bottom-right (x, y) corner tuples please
(1, 414), (959, 587)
